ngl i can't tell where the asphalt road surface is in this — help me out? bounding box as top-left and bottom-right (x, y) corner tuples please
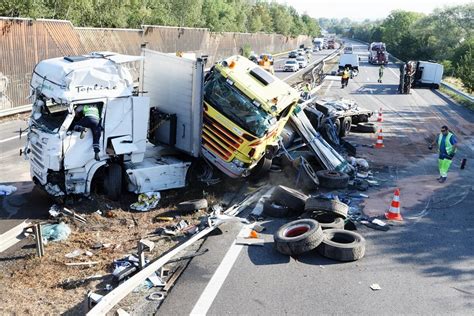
(158, 43), (474, 315)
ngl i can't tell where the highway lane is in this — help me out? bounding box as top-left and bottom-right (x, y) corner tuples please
(158, 41), (474, 315)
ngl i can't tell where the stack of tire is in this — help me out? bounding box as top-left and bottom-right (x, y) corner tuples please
(273, 193), (366, 262)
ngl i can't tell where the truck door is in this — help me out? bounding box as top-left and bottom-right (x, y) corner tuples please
(141, 49), (204, 158)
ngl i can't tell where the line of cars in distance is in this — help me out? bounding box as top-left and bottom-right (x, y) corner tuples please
(283, 46), (318, 72)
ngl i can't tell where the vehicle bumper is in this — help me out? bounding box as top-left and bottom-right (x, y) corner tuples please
(201, 147), (251, 178)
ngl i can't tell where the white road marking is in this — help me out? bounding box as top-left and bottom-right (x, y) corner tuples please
(190, 228), (246, 315)
(325, 80), (334, 95)
(0, 135), (20, 143)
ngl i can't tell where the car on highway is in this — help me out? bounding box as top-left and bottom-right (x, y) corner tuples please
(312, 46), (320, 52)
(297, 49), (305, 56)
(284, 59), (299, 72)
(296, 56), (308, 68)
(288, 51), (298, 58)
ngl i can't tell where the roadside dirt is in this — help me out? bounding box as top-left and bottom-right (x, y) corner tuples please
(0, 182), (235, 315)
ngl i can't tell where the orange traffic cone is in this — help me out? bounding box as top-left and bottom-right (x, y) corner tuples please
(374, 128), (384, 148)
(377, 108), (383, 122)
(385, 188), (403, 221)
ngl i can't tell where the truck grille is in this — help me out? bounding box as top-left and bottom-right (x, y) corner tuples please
(202, 112), (243, 161)
(30, 141), (46, 181)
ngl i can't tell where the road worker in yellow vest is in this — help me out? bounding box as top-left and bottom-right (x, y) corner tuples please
(430, 125), (458, 183)
(74, 104), (101, 161)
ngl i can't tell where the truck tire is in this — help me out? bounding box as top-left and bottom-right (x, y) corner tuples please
(333, 118), (341, 136)
(339, 117), (352, 137)
(104, 163), (122, 201)
(299, 158), (319, 190)
(263, 200), (289, 218)
(177, 198), (208, 212)
(313, 213), (345, 229)
(274, 219), (323, 256)
(304, 196), (349, 219)
(355, 122), (377, 133)
(316, 170), (349, 189)
(270, 185), (308, 213)
(317, 229), (366, 261)
(252, 157), (272, 178)
(358, 114), (369, 123)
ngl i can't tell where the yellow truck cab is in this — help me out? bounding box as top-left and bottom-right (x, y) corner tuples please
(202, 55), (299, 178)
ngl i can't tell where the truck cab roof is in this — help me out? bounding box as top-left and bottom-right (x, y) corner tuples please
(31, 52), (141, 103)
(216, 55), (299, 114)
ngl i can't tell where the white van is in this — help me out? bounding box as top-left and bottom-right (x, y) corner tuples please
(339, 53), (359, 72)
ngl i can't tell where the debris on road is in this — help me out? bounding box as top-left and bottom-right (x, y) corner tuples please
(0, 184), (17, 196)
(130, 192), (161, 212)
(274, 219), (324, 256)
(370, 283), (382, 291)
(317, 229), (366, 262)
(41, 222), (71, 242)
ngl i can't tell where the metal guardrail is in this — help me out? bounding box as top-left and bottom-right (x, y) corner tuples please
(440, 82), (474, 102)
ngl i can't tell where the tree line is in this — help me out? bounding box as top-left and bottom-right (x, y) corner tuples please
(321, 4), (473, 92)
(0, 0), (321, 37)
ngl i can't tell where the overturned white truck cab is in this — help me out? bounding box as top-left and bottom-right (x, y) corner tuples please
(25, 51), (204, 199)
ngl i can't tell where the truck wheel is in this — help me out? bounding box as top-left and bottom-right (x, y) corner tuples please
(317, 229), (366, 261)
(252, 157), (272, 178)
(104, 163), (122, 201)
(315, 170), (349, 190)
(274, 219), (324, 256)
(339, 117), (352, 137)
(312, 213), (345, 230)
(304, 196), (349, 219)
(355, 122), (377, 133)
(270, 185), (308, 212)
(263, 200), (290, 218)
(333, 119), (341, 136)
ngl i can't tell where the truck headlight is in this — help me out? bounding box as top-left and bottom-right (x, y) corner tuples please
(232, 158), (245, 168)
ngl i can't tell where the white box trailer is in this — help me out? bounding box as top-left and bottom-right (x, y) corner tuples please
(414, 61), (443, 88)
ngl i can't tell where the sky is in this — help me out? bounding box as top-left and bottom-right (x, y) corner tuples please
(275, 0), (473, 21)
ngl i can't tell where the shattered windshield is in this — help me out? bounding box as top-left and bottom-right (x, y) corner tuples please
(31, 98), (69, 133)
(204, 72), (274, 137)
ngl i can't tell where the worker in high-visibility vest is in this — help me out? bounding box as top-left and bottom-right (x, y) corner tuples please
(429, 125), (458, 183)
(74, 104), (102, 161)
(341, 68), (350, 88)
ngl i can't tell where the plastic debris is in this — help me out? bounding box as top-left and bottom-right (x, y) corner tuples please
(44, 183), (65, 196)
(130, 192), (161, 212)
(370, 283), (382, 291)
(41, 222), (71, 242)
(0, 185), (17, 196)
(65, 249), (83, 258)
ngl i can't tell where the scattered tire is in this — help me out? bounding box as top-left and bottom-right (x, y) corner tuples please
(177, 198), (208, 212)
(304, 196), (349, 219)
(339, 117), (352, 137)
(355, 122), (377, 133)
(316, 170), (349, 189)
(270, 185), (308, 213)
(297, 158), (319, 190)
(317, 229), (366, 261)
(104, 163), (122, 201)
(263, 200), (289, 218)
(274, 219), (324, 256)
(312, 212), (345, 229)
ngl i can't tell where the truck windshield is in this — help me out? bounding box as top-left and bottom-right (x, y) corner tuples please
(32, 99), (69, 133)
(204, 72), (273, 137)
